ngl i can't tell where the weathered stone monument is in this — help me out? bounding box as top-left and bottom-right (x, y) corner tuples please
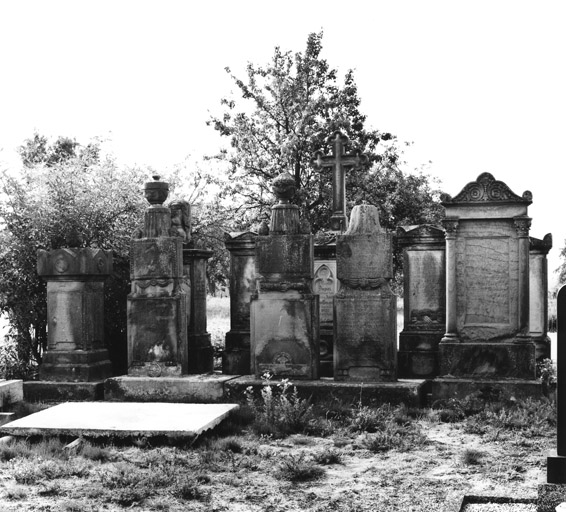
(334, 204), (397, 381)
(32, 246), (113, 399)
(251, 172), (319, 379)
(397, 224), (446, 378)
(127, 175), (189, 376)
(223, 231), (257, 375)
(434, 172), (539, 399)
(530, 234), (553, 362)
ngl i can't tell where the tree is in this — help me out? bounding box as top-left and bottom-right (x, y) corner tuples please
(208, 31), (444, 289)
(0, 135), (148, 377)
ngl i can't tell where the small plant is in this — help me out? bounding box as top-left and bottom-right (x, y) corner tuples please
(172, 476), (211, 502)
(461, 448), (484, 465)
(275, 453), (326, 482)
(5, 486), (27, 500)
(213, 436), (244, 453)
(79, 442), (113, 462)
(538, 358), (557, 397)
(313, 449), (343, 465)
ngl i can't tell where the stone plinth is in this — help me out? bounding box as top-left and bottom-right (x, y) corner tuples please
(438, 173), (536, 381)
(530, 234), (552, 362)
(314, 243), (338, 377)
(127, 175), (189, 377)
(250, 172), (320, 380)
(223, 231), (257, 375)
(397, 225), (446, 378)
(184, 248), (214, 374)
(37, 248), (113, 382)
(334, 204), (397, 382)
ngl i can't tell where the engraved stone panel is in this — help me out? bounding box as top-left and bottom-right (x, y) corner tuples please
(407, 250), (444, 321)
(131, 238), (182, 280)
(256, 235), (313, 280)
(336, 233), (392, 282)
(313, 262), (339, 325)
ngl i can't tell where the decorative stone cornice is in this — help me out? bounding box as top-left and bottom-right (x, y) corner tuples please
(37, 248), (113, 278)
(442, 218), (459, 238)
(530, 233), (553, 254)
(514, 216), (532, 237)
(396, 224), (445, 247)
(443, 172), (532, 205)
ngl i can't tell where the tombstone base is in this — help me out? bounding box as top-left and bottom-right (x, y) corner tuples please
(223, 330), (250, 374)
(23, 381), (105, 402)
(431, 377), (543, 403)
(188, 333), (214, 374)
(398, 330), (443, 378)
(547, 453), (566, 484)
(538, 483), (566, 512)
(319, 328), (334, 378)
(533, 334), (551, 362)
(39, 349), (113, 382)
(439, 341), (536, 380)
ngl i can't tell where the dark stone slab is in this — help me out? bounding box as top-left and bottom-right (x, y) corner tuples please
(432, 377), (543, 402)
(24, 381), (105, 402)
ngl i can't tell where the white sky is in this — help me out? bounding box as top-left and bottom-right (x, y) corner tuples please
(1, 0), (565, 283)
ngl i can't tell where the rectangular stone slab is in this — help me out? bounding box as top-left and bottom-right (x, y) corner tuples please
(1, 402), (239, 438)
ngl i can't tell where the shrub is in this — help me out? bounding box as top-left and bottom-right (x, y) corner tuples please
(313, 449), (343, 465)
(275, 453), (326, 482)
(461, 448), (484, 465)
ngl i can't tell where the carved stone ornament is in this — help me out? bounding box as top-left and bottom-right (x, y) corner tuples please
(445, 172), (532, 204)
(442, 218), (459, 237)
(144, 174), (169, 206)
(271, 172), (296, 203)
(338, 277), (387, 290)
(514, 216), (532, 237)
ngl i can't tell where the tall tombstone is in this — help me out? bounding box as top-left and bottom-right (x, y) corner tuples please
(397, 225), (446, 378)
(439, 172), (536, 380)
(183, 247), (214, 373)
(313, 243), (339, 377)
(37, 247), (113, 382)
(127, 175), (189, 376)
(251, 172), (320, 379)
(334, 204), (397, 381)
(530, 233), (552, 362)
(223, 231), (257, 375)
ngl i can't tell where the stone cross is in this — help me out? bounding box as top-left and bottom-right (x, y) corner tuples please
(314, 131), (368, 232)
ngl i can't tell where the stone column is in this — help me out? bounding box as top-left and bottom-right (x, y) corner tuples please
(183, 248), (214, 374)
(251, 172), (319, 379)
(530, 234), (552, 361)
(441, 218), (459, 343)
(397, 225), (446, 378)
(223, 231), (257, 375)
(334, 204), (397, 381)
(37, 248), (113, 382)
(515, 216), (532, 340)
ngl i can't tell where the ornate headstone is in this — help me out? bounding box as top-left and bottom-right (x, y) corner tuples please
(397, 225), (446, 378)
(127, 175), (189, 376)
(530, 233), (553, 362)
(334, 204), (397, 381)
(223, 231), (258, 375)
(251, 173), (319, 379)
(314, 132), (368, 232)
(439, 172), (536, 379)
(37, 248), (113, 382)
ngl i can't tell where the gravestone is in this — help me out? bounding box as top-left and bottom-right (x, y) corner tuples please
(251, 172), (319, 379)
(334, 204), (397, 381)
(223, 231), (257, 375)
(184, 247), (214, 373)
(397, 225), (446, 378)
(127, 175), (189, 376)
(438, 172), (536, 381)
(530, 234), (553, 362)
(36, 247), (113, 382)
(314, 243), (339, 377)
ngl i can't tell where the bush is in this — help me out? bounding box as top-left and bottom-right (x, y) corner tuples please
(275, 453), (326, 482)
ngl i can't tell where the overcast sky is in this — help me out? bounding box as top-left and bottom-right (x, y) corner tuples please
(1, 0), (565, 282)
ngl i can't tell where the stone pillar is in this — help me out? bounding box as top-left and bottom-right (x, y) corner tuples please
(37, 248), (113, 382)
(397, 225), (446, 378)
(442, 218), (459, 342)
(251, 172), (319, 379)
(127, 175), (188, 377)
(515, 216), (532, 340)
(313, 243), (338, 377)
(530, 234), (553, 361)
(184, 248), (214, 374)
(223, 231), (257, 375)
(334, 204), (397, 381)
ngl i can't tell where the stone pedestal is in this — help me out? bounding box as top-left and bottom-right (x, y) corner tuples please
(223, 232), (257, 375)
(37, 248), (113, 383)
(397, 225), (446, 378)
(251, 172), (319, 380)
(438, 173), (537, 382)
(314, 243), (338, 377)
(184, 248), (214, 374)
(334, 205), (397, 382)
(530, 234), (552, 362)
(127, 175), (189, 377)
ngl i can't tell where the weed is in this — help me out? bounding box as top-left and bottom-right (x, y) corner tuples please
(313, 449), (343, 465)
(79, 442), (113, 462)
(5, 486), (27, 500)
(13, 459), (90, 484)
(38, 481), (62, 496)
(290, 435), (315, 446)
(275, 453), (326, 482)
(461, 448), (484, 465)
(172, 476), (211, 502)
(213, 436), (244, 453)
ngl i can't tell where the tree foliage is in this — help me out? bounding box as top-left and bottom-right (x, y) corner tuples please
(208, 31), (443, 235)
(0, 136), (148, 376)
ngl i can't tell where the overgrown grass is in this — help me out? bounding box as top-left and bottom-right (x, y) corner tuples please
(275, 453), (326, 482)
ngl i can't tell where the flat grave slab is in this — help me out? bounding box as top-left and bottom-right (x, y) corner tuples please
(0, 401), (239, 438)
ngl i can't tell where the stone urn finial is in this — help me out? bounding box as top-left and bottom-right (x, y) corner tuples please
(144, 174), (169, 206)
(271, 172), (296, 204)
